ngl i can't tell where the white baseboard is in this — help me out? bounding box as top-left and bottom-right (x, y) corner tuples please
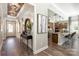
(0, 41), (3, 51)
(33, 46), (48, 54)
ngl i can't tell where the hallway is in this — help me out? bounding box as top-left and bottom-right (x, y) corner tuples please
(0, 3), (34, 56)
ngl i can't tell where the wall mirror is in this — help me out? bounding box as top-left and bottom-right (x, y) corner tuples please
(24, 18), (32, 34)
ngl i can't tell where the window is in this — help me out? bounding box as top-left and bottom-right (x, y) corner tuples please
(7, 24), (13, 32)
(70, 21), (78, 33)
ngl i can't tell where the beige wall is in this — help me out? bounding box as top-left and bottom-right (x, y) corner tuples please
(33, 4), (48, 54)
(0, 3), (7, 51)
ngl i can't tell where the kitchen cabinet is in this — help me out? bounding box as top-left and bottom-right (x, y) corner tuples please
(52, 33), (58, 44)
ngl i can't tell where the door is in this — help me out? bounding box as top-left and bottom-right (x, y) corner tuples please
(6, 21), (16, 37)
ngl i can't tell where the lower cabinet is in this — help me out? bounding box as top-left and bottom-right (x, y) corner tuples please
(52, 33), (58, 44)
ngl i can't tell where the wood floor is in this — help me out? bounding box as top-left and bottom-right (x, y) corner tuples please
(36, 43), (79, 56)
(35, 37), (79, 56)
(0, 36), (79, 56)
(1, 37), (33, 56)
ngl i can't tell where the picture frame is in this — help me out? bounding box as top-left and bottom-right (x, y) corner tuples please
(37, 14), (47, 34)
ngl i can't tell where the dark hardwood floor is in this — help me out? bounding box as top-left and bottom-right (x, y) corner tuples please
(0, 36), (79, 56)
(1, 37), (33, 56)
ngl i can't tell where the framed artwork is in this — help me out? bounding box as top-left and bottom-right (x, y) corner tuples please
(37, 14), (47, 34)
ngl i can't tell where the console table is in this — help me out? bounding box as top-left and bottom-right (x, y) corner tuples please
(20, 33), (33, 55)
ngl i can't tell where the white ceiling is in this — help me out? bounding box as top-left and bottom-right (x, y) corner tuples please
(54, 3), (79, 17)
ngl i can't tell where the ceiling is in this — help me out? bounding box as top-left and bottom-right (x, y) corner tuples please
(54, 3), (79, 16)
(7, 3), (79, 17)
(8, 3), (24, 16)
